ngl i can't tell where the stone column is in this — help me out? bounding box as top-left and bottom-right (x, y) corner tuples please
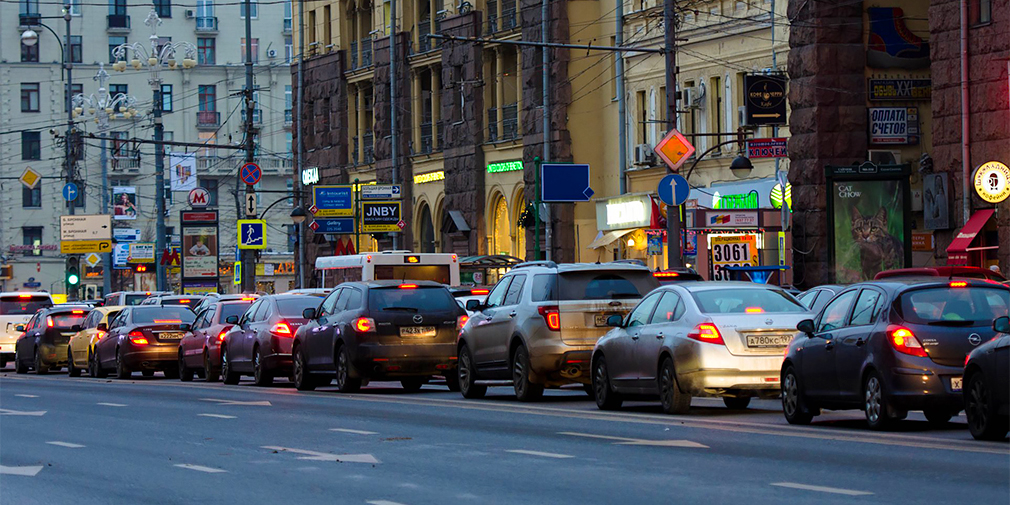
(431, 65), (440, 149)
(496, 47), (505, 138)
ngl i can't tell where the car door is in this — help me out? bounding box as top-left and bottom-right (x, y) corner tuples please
(606, 291), (661, 392)
(233, 300), (263, 366)
(16, 314), (39, 361)
(636, 290), (687, 390)
(469, 276), (514, 373)
(99, 310), (128, 367)
(306, 288), (343, 367)
(801, 289), (858, 401)
(834, 288), (887, 401)
(487, 274), (527, 366)
(329, 287), (363, 368)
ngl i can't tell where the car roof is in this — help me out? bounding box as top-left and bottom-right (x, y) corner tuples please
(0, 291), (52, 297)
(358, 280), (447, 289)
(875, 266), (1006, 281)
(672, 281), (792, 292)
(97, 305), (127, 313)
(849, 277), (1009, 292)
(46, 305), (91, 314)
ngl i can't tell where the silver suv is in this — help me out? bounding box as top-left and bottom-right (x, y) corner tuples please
(456, 261), (659, 401)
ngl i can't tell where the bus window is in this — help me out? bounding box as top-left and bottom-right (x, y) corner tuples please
(374, 265), (450, 284)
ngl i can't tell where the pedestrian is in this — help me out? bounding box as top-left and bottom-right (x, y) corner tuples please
(990, 265), (1002, 276)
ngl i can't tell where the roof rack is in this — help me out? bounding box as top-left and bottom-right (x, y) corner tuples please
(512, 260), (558, 270)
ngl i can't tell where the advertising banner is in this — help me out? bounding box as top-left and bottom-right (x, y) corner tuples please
(182, 226), (218, 277)
(169, 152), (198, 192)
(868, 107), (919, 145)
(922, 172), (950, 230)
(709, 235), (759, 281)
(831, 180), (906, 283)
(127, 242), (156, 263)
(112, 186), (138, 220)
(182, 281), (218, 295)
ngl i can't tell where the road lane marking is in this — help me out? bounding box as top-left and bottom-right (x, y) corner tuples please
(174, 464), (227, 474)
(367, 501), (407, 505)
(201, 398), (272, 406)
(771, 482), (872, 496)
(96, 402), (127, 407)
(0, 465), (43, 476)
(261, 446), (381, 464)
(46, 441), (85, 448)
(505, 450), (575, 459)
(15, 394), (39, 398)
(558, 431), (708, 448)
(330, 428), (379, 435)
(0, 408), (46, 416)
(198, 413), (238, 419)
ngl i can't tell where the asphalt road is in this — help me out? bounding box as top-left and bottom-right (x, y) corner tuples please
(1, 371), (1007, 505)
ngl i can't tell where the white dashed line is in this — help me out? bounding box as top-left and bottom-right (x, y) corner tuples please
(174, 464), (227, 474)
(198, 413), (237, 419)
(771, 482), (873, 496)
(558, 431), (708, 448)
(505, 450), (575, 459)
(14, 394), (39, 398)
(46, 441), (85, 448)
(366, 501), (407, 505)
(0, 408), (46, 416)
(330, 428), (379, 435)
(200, 398), (272, 406)
(96, 402), (127, 407)
(0, 465), (44, 476)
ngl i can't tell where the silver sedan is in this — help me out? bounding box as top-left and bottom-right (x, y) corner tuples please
(591, 282), (811, 414)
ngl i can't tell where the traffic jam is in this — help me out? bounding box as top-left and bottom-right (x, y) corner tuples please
(2, 253), (1008, 442)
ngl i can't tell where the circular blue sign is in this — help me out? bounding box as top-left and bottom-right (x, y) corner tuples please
(240, 163), (262, 186)
(62, 182), (79, 202)
(658, 174), (690, 206)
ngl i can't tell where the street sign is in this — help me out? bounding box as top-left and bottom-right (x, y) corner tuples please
(744, 74), (787, 126)
(237, 219), (267, 249)
(312, 185), (354, 217)
(361, 184), (402, 200)
(233, 262), (242, 285)
(84, 253), (101, 267)
(245, 193), (257, 217)
(127, 242), (156, 263)
(19, 167), (41, 189)
(188, 187), (211, 207)
(60, 240), (113, 254)
(361, 201), (402, 232)
(309, 218), (355, 234)
(541, 163), (594, 202)
(112, 244), (130, 269)
(62, 182), (79, 202)
(113, 228), (141, 242)
(397, 220), (406, 230)
(60, 215), (112, 241)
(658, 174), (690, 206)
(654, 128), (696, 172)
(240, 162), (262, 185)
(747, 138), (788, 158)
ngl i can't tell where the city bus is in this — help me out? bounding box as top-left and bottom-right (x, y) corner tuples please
(314, 251), (461, 287)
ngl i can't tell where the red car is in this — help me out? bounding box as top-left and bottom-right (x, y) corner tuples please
(177, 300), (254, 382)
(874, 267), (1006, 282)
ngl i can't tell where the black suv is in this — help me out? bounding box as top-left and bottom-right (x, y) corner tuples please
(14, 306), (90, 374)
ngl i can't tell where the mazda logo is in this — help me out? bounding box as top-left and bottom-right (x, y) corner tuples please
(968, 333), (982, 346)
(412, 315), (423, 324)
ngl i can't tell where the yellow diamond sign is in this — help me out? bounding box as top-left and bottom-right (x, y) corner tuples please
(19, 167), (41, 189)
(654, 129), (696, 172)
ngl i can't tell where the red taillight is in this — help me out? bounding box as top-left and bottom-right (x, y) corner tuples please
(949, 281), (968, 288)
(96, 331), (106, 339)
(965, 353), (971, 366)
(353, 317), (376, 333)
(179, 299), (191, 304)
(399, 284), (418, 289)
(745, 307), (764, 314)
(271, 321), (293, 336)
(47, 317), (54, 328)
(240, 297), (256, 301)
(18, 294), (32, 299)
(687, 323), (725, 345)
(154, 319), (182, 324)
(654, 271), (679, 278)
(218, 329), (229, 342)
(538, 306), (561, 331)
(888, 325), (928, 357)
(471, 289), (489, 295)
(72, 310), (85, 314)
(456, 315), (469, 332)
(128, 330), (148, 345)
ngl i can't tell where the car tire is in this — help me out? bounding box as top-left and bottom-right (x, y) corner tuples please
(92, 350), (108, 379)
(34, 347), (48, 375)
(252, 346), (273, 387)
(0, 360), (6, 369)
(400, 378), (425, 392)
(781, 366), (814, 425)
(723, 397), (752, 410)
(511, 345), (543, 402)
(659, 357), (691, 415)
(292, 346), (315, 391)
(67, 347), (81, 377)
(179, 352), (194, 382)
(966, 372), (1010, 441)
(163, 368), (179, 379)
(15, 349), (28, 374)
(142, 370), (155, 378)
(458, 344), (486, 399)
(334, 345), (361, 393)
(115, 349), (131, 380)
(923, 408), (953, 426)
(592, 355), (623, 411)
(203, 351), (220, 383)
(221, 347), (240, 385)
(863, 371), (896, 430)
(444, 371), (460, 392)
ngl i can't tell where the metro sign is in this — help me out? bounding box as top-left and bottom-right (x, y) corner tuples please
(188, 187), (211, 207)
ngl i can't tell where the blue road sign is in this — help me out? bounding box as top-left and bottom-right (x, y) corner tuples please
(312, 185), (354, 217)
(239, 162), (262, 185)
(62, 182), (79, 202)
(658, 174), (690, 206)
(237, 219), (266, 249)
(541, 163), (594, 202)
(310, 218), (355, 234)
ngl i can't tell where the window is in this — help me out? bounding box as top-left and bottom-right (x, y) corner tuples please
(110, 84), (128, 96)
(483, 277), (512, 308)
(109, 0), (127, 16)
(69, 35), (82, 63)
(20, 0), (39, 15)
(22, 184), (41, 208)
(67, 83), (83, 112)
(68, 0), (80, 15)
(972, 0), (991, 24)
(650, 292), (685, 324)
(849, 289), (883, 326)
(198, 85), (216, 111)
(283, 0), (292, 28)
(21, 83), (40, 112)
(109, 36), (127, 62)
(240, 0), (257, 18)
(197, 38), (215, 65)
(285, 37), (293, 62)
(198, 178), (218, 206)
(285, 132), (292, 153)
(319, 289), (342, 316)
(21, 38), (39, 62)
(154, 0), (171, 17)
(22, 227), (43, 256)
(626, 292), (661, 327)
(161, 84), (173, 112)
(637, 90), (647, 144)
(286, 179), (294, 204)
(503, 274), (526, 305)
(817, 290), (857, 333)
(241, 38), (259, 63)
(22, 131), (41, 160)
(285, 224), (296, 252)
(530, 274), (558, 302)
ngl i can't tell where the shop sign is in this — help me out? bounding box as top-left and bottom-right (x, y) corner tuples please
(113, 228), (142, 242)
(8, 244), (58, 252)
(301, 167), (320, 186)
(709, 235), (759, 281)
(596, 195), (652, 231)
(743, 74), (787, 126)
(414, 170), (445, 184)
(911, 232), (934, 251)
(487, 160), (523, 174)
(127, 242), (156, 263)
(868, 107), (919, 145)
(973, 161), (1010, 203)
(746, 138), (788, 158)
(646, 230), (664, 255)
(183, 281), (218, 295)
(713, 190), (759, 210)
(770, 183), (792, 210)
(867, 79), (931, 101)
(361, 201), (402, 232)
(706, 211), (758, 228)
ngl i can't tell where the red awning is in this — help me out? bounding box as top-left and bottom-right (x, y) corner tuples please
(946, 209), (995, 263)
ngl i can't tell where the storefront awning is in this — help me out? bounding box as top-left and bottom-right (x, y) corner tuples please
(586, 229), (635, 250)
(946, 209), (995, 256)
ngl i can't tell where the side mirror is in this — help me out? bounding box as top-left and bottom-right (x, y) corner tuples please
(606, 314), (624, 327)
(797, 319), (816, 335)
(180, 323), (192, 332)
(71, 324), (82, 332)
(96, 323), (107, 332)
(225, 315), (239, 325)
(15, 324), (25, 332)
(303, 307), (317, 320)
(465, 300), (482, 312)
(994, 316), (1010, 334)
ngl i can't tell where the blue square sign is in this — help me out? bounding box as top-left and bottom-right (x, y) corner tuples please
(237, 219), (266, 249)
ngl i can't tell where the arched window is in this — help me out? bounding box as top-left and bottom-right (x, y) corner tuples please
(418, 203), (435, 253)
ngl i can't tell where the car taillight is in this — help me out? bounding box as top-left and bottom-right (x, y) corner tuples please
(965, 353), (971, 367)
(888, 325), (927, 357)
(745, 307), (764, 314)
(18, 294), (32, 299)
(654, 272), (679, 278)
(47, 317), (54, 328)
(471, 289), (489, 295)
(72, 310), (85, 314)
(353, 317), (376, 333)
(687, 323), (725, 345)
(96, 331), (106, 339)
(218, 329), (229, 342)
(538, 306), (561, 331)
(128, 330), (148, 345)
(399, 284), (417, 289)
(271, 321), (293, 336)
(949, 281), (968, 288)
(456, 315), (469, 332)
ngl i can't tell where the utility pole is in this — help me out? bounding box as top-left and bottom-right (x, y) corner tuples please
(64, 4), (77, 300)
(154, 82), (167, 291)
(295, 0), (305, 288)
(241, 0), (257, 292)
(664, 0), (682, 269)
(390, 0), (399, 251)
(541, 0), (551, 261)
(616, 0), (626, 197)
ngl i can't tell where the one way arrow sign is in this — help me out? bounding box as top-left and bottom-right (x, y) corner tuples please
(245, 194), (257, 217)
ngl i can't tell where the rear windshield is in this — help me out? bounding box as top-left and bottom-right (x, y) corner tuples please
(0, 295), (52, 315)
(219, 303), (252, 320)
(692, 288), (807, 314)
(558, 271), (658, 301)
(374, 265), (451, 285)
(132, 307), (196, 324)
(900, 287), (1009, 325)
(369, 287), (458, 312)
(276, 297), (323, 317)
(124, 294), (149, 306)
(50, 313), (87, 328)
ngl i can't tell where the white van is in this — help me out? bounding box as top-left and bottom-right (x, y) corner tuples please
(0, 292), (54, 367)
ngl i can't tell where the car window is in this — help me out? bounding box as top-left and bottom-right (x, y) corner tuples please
(132, 307), (196, 324)
(484, 277), (512, 309)
(345, 289), (362, 310)
(796, 290), (817, 309)
(627, 292), (662, 327)
(25, 314), (38, 331)
(899, 286), (1009, 324)
(256, 300), (275, 321)
(368, 287), (458, 312)
(692, 288), (807, 314)
(530, 274), (558, 302)
(110, 310), (128, 329)
(319, 289), (342, 316)
(0, 294), (52, 315)
(276, 297), (323, 317)
(218, 303), (251, 322)
(503, 274), (526, 306)
(849, 289), (883, 326)
(817, 290), (857, 333)
(649, 292), (684, 324)
(192, 311), (206, 329)
(333, 289), (352, 313)
(558, 270), (658, 300)
(241, 300), (261, 324)
(82, 312), (97, 329)
(103, 310), (121, 326)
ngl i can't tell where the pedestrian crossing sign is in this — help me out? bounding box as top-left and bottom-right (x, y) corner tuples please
(237, 220), (267, 250)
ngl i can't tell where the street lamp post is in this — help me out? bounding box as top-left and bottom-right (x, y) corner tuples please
(111, 8), (196, 292)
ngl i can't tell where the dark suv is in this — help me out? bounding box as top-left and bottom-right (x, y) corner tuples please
(291, 281), (467, 392)
(14, 306), (90, 374)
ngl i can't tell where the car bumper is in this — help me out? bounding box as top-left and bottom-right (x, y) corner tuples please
(38, 343), (69, 367)
(886, 366), (964, 413)
(352, 342), (457, 378)
(527, 340), (595, 386)
(262, 352), (293, 374)
(122, 346), (179, 370)
(675, 343), (783, 397)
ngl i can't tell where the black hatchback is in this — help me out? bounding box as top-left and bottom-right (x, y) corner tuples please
(963, 316), (1010, 441)
(14, 306), (90, 374)
(782, 278), (1010, 430)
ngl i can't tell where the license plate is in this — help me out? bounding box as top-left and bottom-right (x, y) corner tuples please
(594, 315), (608, 327)
(158, 332), (184, 340)
(950, 376), (963, 392)
(746, 334), (792, 348)
(400, 326), (436, 338)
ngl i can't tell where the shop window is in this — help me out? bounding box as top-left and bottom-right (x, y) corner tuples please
(492, 196), (510, 255)
(23, 227), (43, 256)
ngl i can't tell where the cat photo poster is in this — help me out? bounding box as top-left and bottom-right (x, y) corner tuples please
(832, 180), (907, 283)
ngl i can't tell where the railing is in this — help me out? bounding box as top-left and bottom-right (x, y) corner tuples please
(486, 108), (497, 142)
(195, 16), (218, 32)
(485, 1), (497, 35)
(360, 38), (372, 67)
(350, 40), (358, 69)
(416, 19), (441, 53)
(502, 103), (518, 140)
(362, 133), (374, 164)
(500, 0), (517, 30)
(110, 155), (140, 170)
(107, 14), (131, 30)
(18, 13), (41, 27)
(352, 136), (359, 164)
(419, 122), (433, 154)
(196, 110), (220, 127)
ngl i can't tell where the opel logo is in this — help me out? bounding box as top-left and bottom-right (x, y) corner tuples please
(968, 333), (982, 346)
(412, 315), (423, 324)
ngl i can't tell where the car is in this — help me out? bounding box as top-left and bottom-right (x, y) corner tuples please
(140, 295), (205, 310)
(13, 305), (91, 374)
(795, 284), (846, 314)
(177, 299), (255, 382)
(874, 266), (1006, 282)
(66, 305), (126, 377)
(456, 261), (660, 401)
(283, 288), (333, 297)
(592, 282), (811, 413)
(103, 291), (170, 307)
(191, 293), (259, 316)
(291, 281), (468, 392)
(782, 279), (1010, 430)
(0, 292), (53, 368)
(92, 306), (196, 379)
(963, 316), (1010, 441)
(452, 287), (491, 317)
(220, 294), (321, 386)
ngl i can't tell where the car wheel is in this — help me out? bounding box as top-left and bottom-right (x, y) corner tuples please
(15, 349), (28, 374)
(92, 350), (108, 379)
(723, 397), (752, 410)
(511, 345), (543, 402)
(252, 346), (273, 387)
(863, 371), (895, 430)
(203, 351), (220, 383)
(659, 357), (690, 415)
(458, 344), (486, 399)
(923, 408), (952, 426)
(115, 349), (131, 379)
(292, 346), (315, 391)
(34, 347), (49, 375)
(592, 355), (623, 411)
(67, 347), (81, 377)
(163, 367), (179, 379)
(179, 352), (194, 382)
(221, 347), (240, 385)
(781, 367), (813, 425)
(966, 373), (1010, 441)
(400, 378), (425, 392)
(334, 345), (361, 393)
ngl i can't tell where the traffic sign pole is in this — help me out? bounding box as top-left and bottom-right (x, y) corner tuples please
(534, 158), (541, 260)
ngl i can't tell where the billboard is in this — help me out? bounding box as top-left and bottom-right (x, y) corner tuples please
(831, 180), (906, 283)
(112, 186), (138, 220)
(922, 172), (950, 230)
(182, 226), (218, 278)
(169, 152), (198, 192)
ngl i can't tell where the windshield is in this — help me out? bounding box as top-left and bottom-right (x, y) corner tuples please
(218, 303), (252, 320)
(558, 271), (659, 300)
(132, 307), (196, 324)
(373, 265), (451, 284)
(124, 294), (150, 306)
(692, 288), (807, 314)
(369, 287), (457, 312)
(276, 297), (322, 318)
(50, 313), (87, 329)
(0, 295), (52, 315)
(900, 287), (1009, 325)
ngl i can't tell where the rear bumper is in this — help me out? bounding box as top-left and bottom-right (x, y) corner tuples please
(352, 342), (456, 378)
(675, 343), (784, 397)
(38, 343), (69, 367)
(887, 365), (964, 413)
(528, 342), (595, 386)
(262, 352), (293, 374)
(122, 346), (178, 370)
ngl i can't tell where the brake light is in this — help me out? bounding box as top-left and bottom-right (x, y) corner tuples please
(271, 321), (293, 336)
(399, 284), (418, 289)
(179, 299), (191, 304)
(96, 331), (105, 339)
(888, 325), (928, 357)
(154, 319), (182, 324)
(965, 353), (971, 367)
(745, 307), (764, 314)
(687, 323), (725, 345)
(353, 317), (376, 333)
(654, 272), (679, 278)
(47, 317), (54, 328)
(18, 294), (32, 299)
(538, 306), (561, 331)
(471, 289), (489, 295)
(72, 310), (85, 314)
(218, 329), (229, 342)
(949, 281), (968, 288)
(128, 330), (148, 345)
(241, 297), (256, 301)
(452, 254), (457, 263)
(456, 315), (469, 332)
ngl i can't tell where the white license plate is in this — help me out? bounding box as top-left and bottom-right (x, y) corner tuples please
(158, 332), (184, 340)
(400, 326), (436, 338)
(746, 334), (792, 348)
(950, 376), (963, 391)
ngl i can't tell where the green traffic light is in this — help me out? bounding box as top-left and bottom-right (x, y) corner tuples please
(68, 274), (79, 285)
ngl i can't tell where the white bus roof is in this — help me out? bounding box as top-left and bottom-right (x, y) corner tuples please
(315, 252), (459, 270)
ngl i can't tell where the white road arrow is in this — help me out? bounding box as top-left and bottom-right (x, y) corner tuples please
(0, 465), (44, 476)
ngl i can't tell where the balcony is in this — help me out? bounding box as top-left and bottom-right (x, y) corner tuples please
(486, 108), (497, 142)
(485, 1), (497, 34)
(283, 18), (292, 34)
(415, 19), (441, 54)
(195, 16), (218, 33)
(500, 0), (517, 30)
(196, 110), (220, 128)
(419, 122), (433, 154)
(107, 14), (131, 33)
(360, 38), (372, 67)
(502, 103), (518, 140)
(350, 41), (358, 69)
(18, 13), (41, 28)
(363, 133), (374, 164)
(110, 154), (140, 170)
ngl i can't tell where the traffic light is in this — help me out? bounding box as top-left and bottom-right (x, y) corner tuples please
(133, 263), (149, 273)
(66, 256), (80, 286)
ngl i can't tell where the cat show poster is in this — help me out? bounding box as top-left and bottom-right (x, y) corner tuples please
(832, 180), (907, 283)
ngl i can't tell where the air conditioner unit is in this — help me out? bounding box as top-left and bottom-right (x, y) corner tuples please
(185, 9), (195, 18)
(682, 84), (705, 109)
(634, 144), (655, 166)
(267, 49), (278, 58)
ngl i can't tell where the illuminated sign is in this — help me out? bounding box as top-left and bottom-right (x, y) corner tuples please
(713, 190), (759, 210)
(596, 195), (652, 231)
(770, 183), (792, 209)
(973, 161), (1010, 203)
(301, 167), (320, 186)
(404, 255), (420, 264)
(413, 171), (445, 184)
(487, 160), (523, 174)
